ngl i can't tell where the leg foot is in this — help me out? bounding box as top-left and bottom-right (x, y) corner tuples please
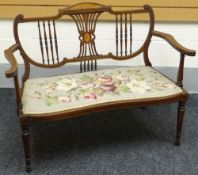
(175, 140), (180, 146)
(26, 159), (32, 172)
(175, 100), (186, 146)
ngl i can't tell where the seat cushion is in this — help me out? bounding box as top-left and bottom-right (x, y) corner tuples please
(22, 66), (183, 115)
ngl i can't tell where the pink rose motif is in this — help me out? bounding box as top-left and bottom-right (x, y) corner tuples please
(58, 96), (71, 103)
(97, 75), (113, 85)
(31, 91), (41, 99)
(80, 82), (95, 89)
(97, 75), (116, 92)
(46, 85), (56, 93)
(100, 84), (116, 92)
(84, 93), (97, 100)
(116, 74), (130, 81)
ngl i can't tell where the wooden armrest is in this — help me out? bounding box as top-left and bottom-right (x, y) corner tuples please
(152, 31), (196, 56)
(4, 44), (20, 78)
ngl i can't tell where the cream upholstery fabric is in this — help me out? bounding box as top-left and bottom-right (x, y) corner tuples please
(22, 66), (183, 114)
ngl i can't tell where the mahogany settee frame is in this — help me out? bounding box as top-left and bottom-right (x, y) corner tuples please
(4, 2), (196, 172)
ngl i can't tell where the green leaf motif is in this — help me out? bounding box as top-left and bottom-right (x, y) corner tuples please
(153, 87), (163, 91)
(65, 82), (72, 86)
(45, 95), (58, 106)
(79, 75), (94, 82)
(92, 88), (104, 96)
(117, 85), (131, 93)
(127, 69), (135, 74)
(78, 89), (90, 95)
(136, 76), (145, 81)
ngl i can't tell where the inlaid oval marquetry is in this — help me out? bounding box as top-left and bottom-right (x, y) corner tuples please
(84, 32), (91, 43)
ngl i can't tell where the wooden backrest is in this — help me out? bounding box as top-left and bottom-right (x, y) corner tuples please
(14, 2), (154, 73)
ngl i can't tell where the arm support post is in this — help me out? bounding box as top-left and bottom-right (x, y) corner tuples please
(177, 53), (185, 87)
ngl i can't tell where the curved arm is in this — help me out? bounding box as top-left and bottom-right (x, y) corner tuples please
(152, 31), (196, 56)
(4, 44), (20, 77)
(4, 44), (22, 114)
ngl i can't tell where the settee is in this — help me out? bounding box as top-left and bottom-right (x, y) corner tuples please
(5, 2), (196, 172)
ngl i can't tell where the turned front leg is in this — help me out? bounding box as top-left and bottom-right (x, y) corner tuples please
(175, 100), (186, 146)
(21, 124), (31, 172)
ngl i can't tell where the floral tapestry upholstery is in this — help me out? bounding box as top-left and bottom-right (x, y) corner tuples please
(22, 66), (183, 114)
